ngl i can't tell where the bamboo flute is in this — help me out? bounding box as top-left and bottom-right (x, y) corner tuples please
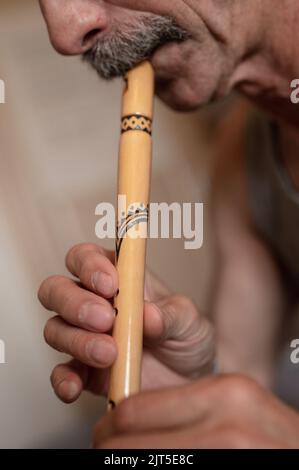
(108, 61), (155, 408)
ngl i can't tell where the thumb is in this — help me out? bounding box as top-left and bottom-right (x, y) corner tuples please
(143, 295), (215, 378)
(144, 295), (204, 344)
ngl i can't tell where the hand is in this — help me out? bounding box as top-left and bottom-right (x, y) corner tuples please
(38, 243), (214, 403)
(93, 375), (299, 449)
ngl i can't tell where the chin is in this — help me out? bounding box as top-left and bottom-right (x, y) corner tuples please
(155, 76), (218, 112)
(151, 41), (223, 112)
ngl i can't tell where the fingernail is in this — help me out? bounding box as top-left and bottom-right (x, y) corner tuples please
(86, 339), (116, 366)
(92, 272), (114, 296)
(57, 380), (80, 401)
(79, 303), (115, 331)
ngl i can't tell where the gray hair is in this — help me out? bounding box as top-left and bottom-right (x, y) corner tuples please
(83, 15), (189, 80)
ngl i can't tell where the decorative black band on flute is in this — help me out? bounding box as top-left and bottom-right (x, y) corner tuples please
(121, 114), (152, 135)
(116, 204), (149, 260)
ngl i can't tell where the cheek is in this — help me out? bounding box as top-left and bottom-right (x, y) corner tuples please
(104, 0), (181, 16)
(155, 45), (228, 111)
(105, 0), (198, 31)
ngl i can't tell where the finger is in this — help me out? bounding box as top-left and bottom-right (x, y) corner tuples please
(143, 297), (215, 379)
(94, 379), (214, 442)
(50, 360), (88, 403)
(44, 316), (117, 368)
(65, 243), (118, 298)
(51, 360), (110, 402)
(143, 302), (164, 343)
(38, 276), (115, 333)
(143, 295), (201, 345)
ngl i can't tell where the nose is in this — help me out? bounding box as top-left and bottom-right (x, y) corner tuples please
(40, 0), (108, 55)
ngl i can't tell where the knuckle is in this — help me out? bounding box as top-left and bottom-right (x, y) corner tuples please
(68, 330), (85, 356)
(58, 284), (77, 315)
(66, 243), (104, 264)
(216, 375), (262, 405)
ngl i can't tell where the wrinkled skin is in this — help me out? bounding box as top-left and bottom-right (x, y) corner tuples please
(39, 0), (299, 121)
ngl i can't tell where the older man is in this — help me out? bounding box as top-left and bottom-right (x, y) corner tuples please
(38, 0), (299, 448)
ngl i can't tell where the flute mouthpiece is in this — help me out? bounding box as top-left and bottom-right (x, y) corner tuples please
(122, 61), (154, 119)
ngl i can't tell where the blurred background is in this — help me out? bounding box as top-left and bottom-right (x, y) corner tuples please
(1, 0), (298, 449)
(0, 0), (217, 448)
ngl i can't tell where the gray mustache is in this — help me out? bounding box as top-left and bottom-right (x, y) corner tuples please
(82, 16), (189, 80)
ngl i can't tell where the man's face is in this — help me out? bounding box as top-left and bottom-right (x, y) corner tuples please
(39, 0), (241, 110)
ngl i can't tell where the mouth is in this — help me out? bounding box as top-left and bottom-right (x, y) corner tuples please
(82, 15), (190, 80)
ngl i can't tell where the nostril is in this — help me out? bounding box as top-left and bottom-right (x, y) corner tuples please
(82, 28), (102, 47)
